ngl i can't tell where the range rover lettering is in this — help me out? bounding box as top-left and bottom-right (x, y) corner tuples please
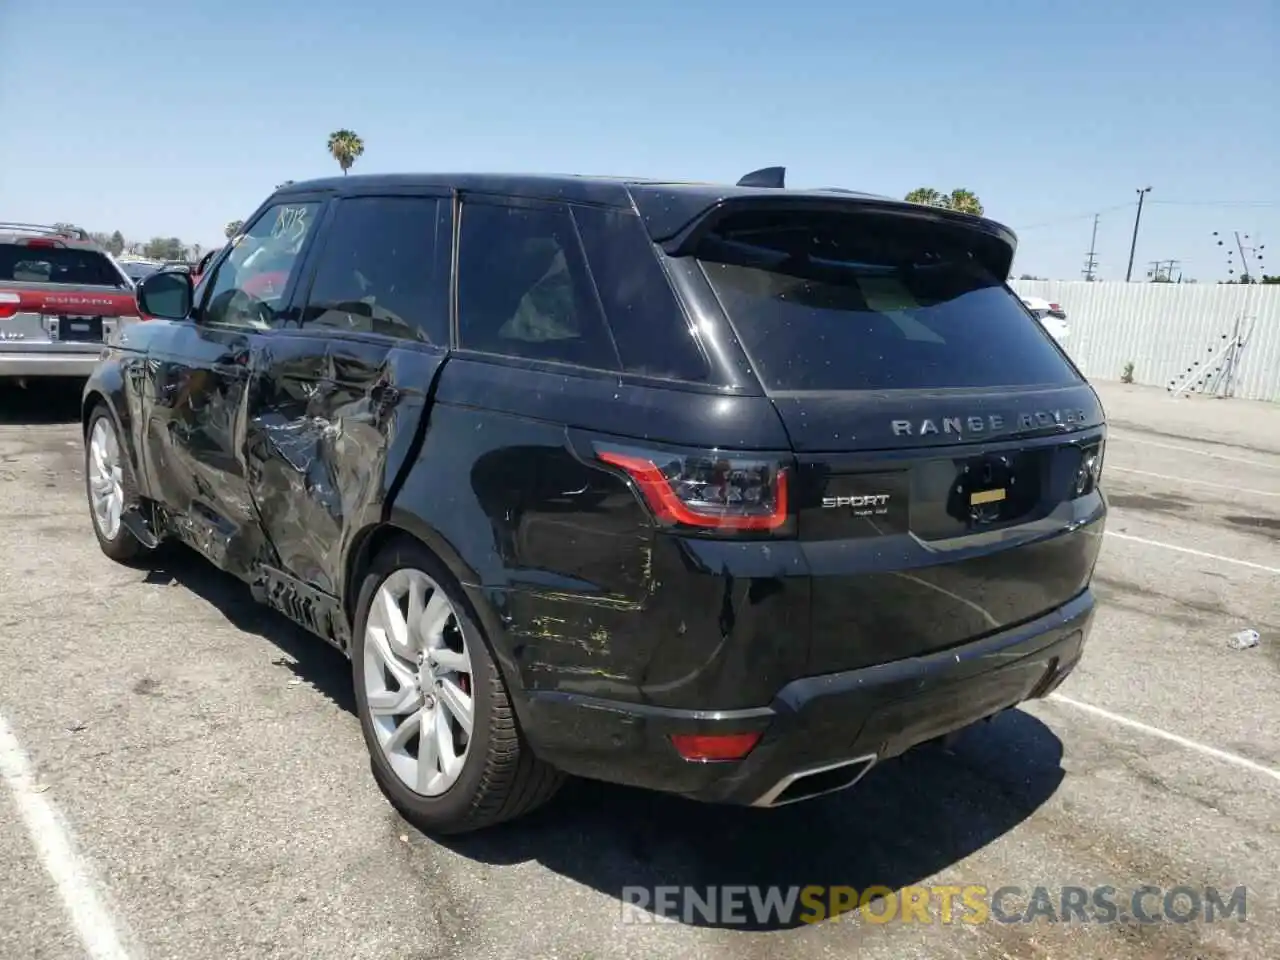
(81, 168), (1107, 834)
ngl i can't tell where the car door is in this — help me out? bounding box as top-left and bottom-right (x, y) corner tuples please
(142, 195), (327, 578)
(242, 189), (452, 610)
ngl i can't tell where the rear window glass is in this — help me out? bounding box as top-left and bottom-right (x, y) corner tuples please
(0, 244), (126, 288)
(694, 209), (1078, 392)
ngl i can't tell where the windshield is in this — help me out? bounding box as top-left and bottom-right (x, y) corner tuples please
(694, 208), (1078, 392)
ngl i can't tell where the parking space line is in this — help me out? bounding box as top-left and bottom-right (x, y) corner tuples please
(1048, 694), (1280, 785)
(1107, 465), (1280, 498)
(1104, 530), (1280, 575)
(1108, 433), (1280, 470)
(0, 711), (134, 960)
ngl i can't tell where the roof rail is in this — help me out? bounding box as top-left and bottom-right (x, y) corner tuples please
(0, 221), (90, 240)
(736, 166), (786, 189)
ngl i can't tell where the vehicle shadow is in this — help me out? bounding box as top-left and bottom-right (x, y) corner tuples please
(436, 708), (1066, 931)
(0, 379), (85, 424)
(136, 545), (1066, 933)
(138, 546), (356, 714)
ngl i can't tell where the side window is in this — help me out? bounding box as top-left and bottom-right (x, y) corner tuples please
(572, 205), (710, 382)
(457, 201), (620, 371)
(299, 196), (444, 343)
(200, 202), (320, 329)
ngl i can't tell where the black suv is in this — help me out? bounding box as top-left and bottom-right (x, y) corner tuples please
(83, 169), (1106, 834)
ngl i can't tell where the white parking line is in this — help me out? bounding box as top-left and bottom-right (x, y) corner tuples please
(1107, 465), (1280, 498)
(1105, 530), (1280, 575)
(1049, 694), (1280, 785)
(1108, 433), (1280, 470)
(0, 711), (134, 960)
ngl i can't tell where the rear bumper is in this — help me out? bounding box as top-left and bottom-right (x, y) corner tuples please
(0, 347), (102, 378)
(521, 588), (1094, 806)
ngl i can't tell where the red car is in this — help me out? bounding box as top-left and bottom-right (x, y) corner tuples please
(0, 222), (140, 382)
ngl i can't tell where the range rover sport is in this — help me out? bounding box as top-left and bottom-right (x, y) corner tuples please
(82, 168), (1107, 834)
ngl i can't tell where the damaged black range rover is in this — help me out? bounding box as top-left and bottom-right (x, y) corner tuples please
(82, 168), (1106, 834)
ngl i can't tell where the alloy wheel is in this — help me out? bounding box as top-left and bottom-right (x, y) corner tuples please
(363, 568), (475, 796)
(88, 417), (124, 540)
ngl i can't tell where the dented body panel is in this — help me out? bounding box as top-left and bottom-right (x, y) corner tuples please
(395, 355), (808, 715)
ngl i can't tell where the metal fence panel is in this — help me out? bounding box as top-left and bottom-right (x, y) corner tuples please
(1010, 280), (1280, 403)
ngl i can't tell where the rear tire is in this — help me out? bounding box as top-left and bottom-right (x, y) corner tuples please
(351, 536), (563, 834)
(84, 406), (149, 563)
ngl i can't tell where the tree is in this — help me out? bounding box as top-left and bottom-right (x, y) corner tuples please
(225, 220), (244, 239)
(327, 129), (365, 175)
(904, 188), (943, 207)
(904, 187), (985, 217)
(143, 237), (186, 261)
(109, 230), (125, 256)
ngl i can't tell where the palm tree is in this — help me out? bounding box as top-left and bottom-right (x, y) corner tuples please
(904, 188), (944, 208)
(946, 189), (983, 217)
(327, 129), (365, 176)
(904, 187), (984, 217)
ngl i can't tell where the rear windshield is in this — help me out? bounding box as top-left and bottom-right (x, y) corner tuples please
(0, 244), (127, 288)
(694, 209), (1079, 392)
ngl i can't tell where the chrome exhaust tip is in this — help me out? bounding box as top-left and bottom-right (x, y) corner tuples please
(752, 754), (878, 808)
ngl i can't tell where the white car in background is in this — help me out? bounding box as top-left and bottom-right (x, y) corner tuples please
(1021, 295), (1068, 343)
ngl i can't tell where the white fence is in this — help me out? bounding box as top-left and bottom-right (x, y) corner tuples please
(1009, 280), (1280, 403)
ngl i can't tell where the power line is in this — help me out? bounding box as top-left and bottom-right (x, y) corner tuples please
(1015, 202), (1133, 232)
(1150, 199), (1280, 207)
(1013, 197), (1279, 232)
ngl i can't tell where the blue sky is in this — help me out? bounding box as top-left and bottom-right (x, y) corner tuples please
(1, 0), (1275, 280)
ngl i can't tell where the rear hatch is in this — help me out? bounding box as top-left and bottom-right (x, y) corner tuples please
(0, 239), (140, 348)
(688, 203), (1106, 674)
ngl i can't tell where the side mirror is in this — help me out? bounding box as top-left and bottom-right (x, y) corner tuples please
(136, 270), (192, 320)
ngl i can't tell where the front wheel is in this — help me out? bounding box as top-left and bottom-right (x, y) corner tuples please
(84, 406), (149, 563)
(351, 537), (563, 834)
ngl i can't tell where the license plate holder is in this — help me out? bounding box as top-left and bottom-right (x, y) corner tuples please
(60, 316), (104, 343)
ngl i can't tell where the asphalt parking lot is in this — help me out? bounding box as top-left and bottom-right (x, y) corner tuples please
(1, 378), (1277, 960)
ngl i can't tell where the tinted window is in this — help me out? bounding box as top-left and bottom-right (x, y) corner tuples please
(457, 202), (619, 371)
(695, 209), (1079, 392)
(300, 196), (444, 343)
(0, 244), (127, 288)
(572, 205), (709, 382)
(201, 201), (320, 328)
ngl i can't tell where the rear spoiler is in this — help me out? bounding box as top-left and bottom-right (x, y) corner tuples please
(630, 189), (1018, 281)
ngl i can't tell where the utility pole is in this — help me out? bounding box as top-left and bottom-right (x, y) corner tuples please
(1126, 186), (1152, 282)
(1082, 214), (1100, 280)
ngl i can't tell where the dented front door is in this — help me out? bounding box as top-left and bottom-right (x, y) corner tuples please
(242, 191), (453, 599)
(144, 197), (327, 576)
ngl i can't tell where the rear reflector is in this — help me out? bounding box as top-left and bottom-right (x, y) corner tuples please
(670, 731), (762, 762)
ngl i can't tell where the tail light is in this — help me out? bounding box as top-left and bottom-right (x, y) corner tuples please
(0, 292), (19, 320)
(1073, 440), (1105, 497)
(22, 238), (63, 249)
(1049, 302), (1061, 312)
(594, 442), (791, 533)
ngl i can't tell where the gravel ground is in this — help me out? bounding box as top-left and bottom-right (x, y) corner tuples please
(0, 378), (1276, 960)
